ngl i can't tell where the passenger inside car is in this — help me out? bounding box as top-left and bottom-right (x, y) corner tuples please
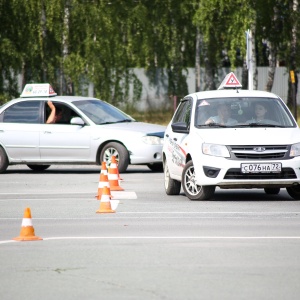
(46, 101), (63, 124)
(245, 102), (277, 124)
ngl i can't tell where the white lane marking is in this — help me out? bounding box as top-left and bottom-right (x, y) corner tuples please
(2, 236), (300, 245)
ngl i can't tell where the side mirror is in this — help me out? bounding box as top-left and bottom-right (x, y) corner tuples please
(70, 117), (85, 126)
(171, 122), (189, 134)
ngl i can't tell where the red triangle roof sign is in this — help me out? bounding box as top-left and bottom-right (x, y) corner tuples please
(218, 72), (242, 90)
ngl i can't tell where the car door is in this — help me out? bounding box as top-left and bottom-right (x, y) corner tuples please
(0, 100), (42, 160)
(39, 102), (92, 161)
(165, 98), (192, 177)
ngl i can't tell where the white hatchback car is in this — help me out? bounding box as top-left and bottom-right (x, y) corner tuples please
(0, 84), (165, 173)
(163, 74), (300, 200)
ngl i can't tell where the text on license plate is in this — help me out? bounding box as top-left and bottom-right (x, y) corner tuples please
(241, 163), (282, 173)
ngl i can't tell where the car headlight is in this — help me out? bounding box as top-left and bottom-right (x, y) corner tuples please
(290, 143), (300, 157)
(142, 136), (164, 145)
(202, 143), (230, 157)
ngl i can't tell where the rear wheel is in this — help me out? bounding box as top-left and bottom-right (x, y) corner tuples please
(0, 147), (9, 173)
(286, 186), (300, 200)
(100, 142), (129, 173)
(182, 160), (215, 200)
(164, 161), (181, 195)
(27, 165), (51, 171)
(264, 187), (280, 195)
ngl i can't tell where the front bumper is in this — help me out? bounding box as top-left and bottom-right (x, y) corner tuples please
(194, 155), (300, 188)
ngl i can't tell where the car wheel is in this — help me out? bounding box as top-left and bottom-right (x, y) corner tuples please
(164, 161), (181, 195)
(100, 142), (129, 173)
(0, 147), (9, 173)
(147, 163), (163, 172)
(27, 165), (51, 171)
(264, 187), (280, 195)
(286, 186), (300, 200)
(182, 160), (215, 200)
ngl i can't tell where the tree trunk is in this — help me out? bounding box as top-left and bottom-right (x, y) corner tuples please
(265, 41), (276, 92)
(195, 28), (201, 92)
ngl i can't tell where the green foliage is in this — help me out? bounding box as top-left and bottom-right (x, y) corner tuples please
(0, 0), (299, 104)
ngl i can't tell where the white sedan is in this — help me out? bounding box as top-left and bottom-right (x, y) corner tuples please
(0, 84), (165, 173)
(163, 73), (300, 200)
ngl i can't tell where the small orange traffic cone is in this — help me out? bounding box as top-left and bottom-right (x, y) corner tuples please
(108, 156), (124, 191)
(96, 162), (112, 199)
(111, 155), (123, 181)
(96, 186), (115, 214)
(13, 207), (42, 241)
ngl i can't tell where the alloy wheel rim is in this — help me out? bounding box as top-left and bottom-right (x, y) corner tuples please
(185, 165), (202, 195)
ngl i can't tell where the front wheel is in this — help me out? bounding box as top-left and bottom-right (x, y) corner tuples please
(182, 160), (215, 200)
(27, 165), (51, 171)
(0, 147), (9, 173)
(164, 161), (181, 195)
(100, 142), (129, 173)
(286, 186), (300, 200)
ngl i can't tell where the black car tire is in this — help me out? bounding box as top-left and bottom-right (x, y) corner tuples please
(27, 165), (51, 171)
(182, 160), (215, 200)
(100, 142), (129, 173)
(147, 163), (163, 172)
(164, 161), (181, 195)
(286, 186), (300, 200)
(264, 187), (280, 195)
(0, 147), (9, 173)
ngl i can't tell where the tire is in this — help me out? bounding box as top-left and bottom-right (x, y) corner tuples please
(164, 161), (181, 195)
(286, 186), (300, 200)
(264, 187), (280, 195)
(100, 142), (129, 173)
(27, 165), (51, 171)
(0, 147), (9, 173)
(147, 163), (163, 172)
(182, 160), (215, 200)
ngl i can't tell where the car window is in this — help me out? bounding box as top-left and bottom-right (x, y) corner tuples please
(0, 101), (41, 123)
(45, 102), (81, 124)
(73, 99), (134, 125)
(172, 99), (192, 126)
(195, 97), (296, 128)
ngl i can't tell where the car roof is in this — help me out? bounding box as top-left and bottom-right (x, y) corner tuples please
(6, 95), (102, 105)
(185, 89), (281, 100)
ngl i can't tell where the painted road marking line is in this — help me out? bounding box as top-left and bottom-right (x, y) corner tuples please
(2, 236), (300, 245)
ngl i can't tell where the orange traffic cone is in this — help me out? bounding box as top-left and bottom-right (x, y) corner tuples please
(111, 155), (123, 181)
(108, 157), (124, 191)
(13, 207), (42, 241)
(96, 162), (112, 199)
(96, 186), (115, 214)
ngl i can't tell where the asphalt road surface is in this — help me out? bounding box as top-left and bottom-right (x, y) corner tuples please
(1, 165), (300, 300)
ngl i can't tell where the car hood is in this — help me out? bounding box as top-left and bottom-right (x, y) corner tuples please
(194, 127), (300, 145)
(99, 121), (166, 137)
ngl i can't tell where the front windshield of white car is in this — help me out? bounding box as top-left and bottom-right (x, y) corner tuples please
(73, 99), (135, 125)
(195, 97), (296, 128)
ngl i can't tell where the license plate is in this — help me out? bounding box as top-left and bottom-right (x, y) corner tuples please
(241, 163), (282, 173)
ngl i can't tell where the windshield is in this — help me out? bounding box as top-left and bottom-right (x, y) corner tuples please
(195, 97), (296, 128)
(73, 99), (135, 125)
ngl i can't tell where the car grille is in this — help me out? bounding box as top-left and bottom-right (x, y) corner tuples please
(224, 168), (297, 180)
(228, 145), (290, 160)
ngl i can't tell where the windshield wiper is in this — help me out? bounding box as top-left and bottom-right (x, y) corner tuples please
(116, 119), (134, 123)
(199, 123), (227, 128)
(238, 123), (285, 128)
(98, 119), (134, 125)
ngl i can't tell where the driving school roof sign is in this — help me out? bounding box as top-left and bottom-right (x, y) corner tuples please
(218, 72), (242, 90)
(20, 83), (57, 97)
